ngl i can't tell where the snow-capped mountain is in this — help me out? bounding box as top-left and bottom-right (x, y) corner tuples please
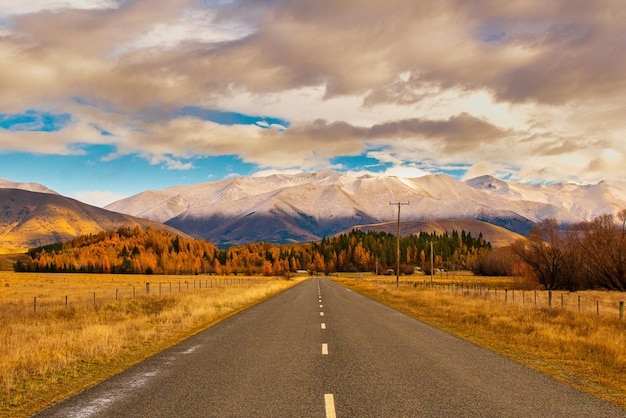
(465, 175), (626, 222)
(105, 171), (626, 246)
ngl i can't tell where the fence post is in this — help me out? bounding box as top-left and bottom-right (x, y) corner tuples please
(65, 295), (68, 309)
(146, 282), (150, 294)
(505, 289), (508, 303)
(561, 293), (564, 308)
(620, 301), (624, 320)
(116, 289), (118, 301)
(597, 300), (600, 317)
(34, 296), (36, 314)
(578, 295), (581, 312)
(93, 292), (96, 307)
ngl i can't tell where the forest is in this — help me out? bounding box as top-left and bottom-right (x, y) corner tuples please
(14, 226), (491, 277)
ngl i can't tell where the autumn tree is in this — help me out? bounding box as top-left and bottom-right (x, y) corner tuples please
(573, 210), (626, 290)
(511, 219), (582, 290)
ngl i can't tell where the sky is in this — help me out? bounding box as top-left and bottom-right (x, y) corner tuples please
(0, 0), (625, 207)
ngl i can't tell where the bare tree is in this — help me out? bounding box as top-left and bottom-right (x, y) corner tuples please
(512, 218), (582, 290)
(573, 210), (626, 291)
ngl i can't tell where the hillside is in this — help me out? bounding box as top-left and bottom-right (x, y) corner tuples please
(0, 178), (58, 195)
(348, 219), (523, 248)
(0, 189), (187, 251)
(106, 171), (626, 246)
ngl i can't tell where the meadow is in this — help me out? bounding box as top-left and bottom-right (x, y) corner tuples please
(333, 273), (626, 410)
(0, 272), (300, 417)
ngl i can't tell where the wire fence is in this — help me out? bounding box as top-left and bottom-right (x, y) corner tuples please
(371, 278), (626, 321)
(1, 277), (265, 317)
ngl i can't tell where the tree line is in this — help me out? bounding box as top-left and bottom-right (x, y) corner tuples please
(14, 226), (491, 277)
(15, 210), (626, 292)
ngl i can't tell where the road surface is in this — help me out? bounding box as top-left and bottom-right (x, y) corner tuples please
(34, 278), (626, 417)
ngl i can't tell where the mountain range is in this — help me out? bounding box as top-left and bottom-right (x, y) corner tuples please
(2, 171), (625, 251)
(105, 170), (626, 246)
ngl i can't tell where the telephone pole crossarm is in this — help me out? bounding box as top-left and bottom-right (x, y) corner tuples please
(389, 201), (410, 288)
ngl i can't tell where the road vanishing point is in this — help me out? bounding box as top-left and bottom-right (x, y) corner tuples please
(34, 278), (626, 417)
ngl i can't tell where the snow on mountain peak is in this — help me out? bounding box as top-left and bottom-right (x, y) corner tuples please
(104, 171), (626, 245)
(465, 175), (512, 195)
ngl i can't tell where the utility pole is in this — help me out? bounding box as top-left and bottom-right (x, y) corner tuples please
(390, 201), (410, 288)
(430, 241), (434, 284)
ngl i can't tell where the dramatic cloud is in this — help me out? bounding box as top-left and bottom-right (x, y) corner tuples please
(1, 0), (625, 188)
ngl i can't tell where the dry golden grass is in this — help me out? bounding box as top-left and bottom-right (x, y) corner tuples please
(0, 272), (300, 417)
(354, 271), (626, 317)
(333, 275), (626, 410)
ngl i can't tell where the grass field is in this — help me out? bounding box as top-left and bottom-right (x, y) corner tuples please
(333, 273), (626, 410)
(4, 270), (625, 415)
(0, 272), (301, 417)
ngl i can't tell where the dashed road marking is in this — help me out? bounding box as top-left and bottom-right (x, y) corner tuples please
(319, 282), (335, 417)
(325, 394), (336, 418)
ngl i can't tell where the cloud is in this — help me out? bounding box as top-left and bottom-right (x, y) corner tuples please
(462, 162), (513, 181)
(0, 0), (625, 186)
(72, 189), (128, 207)
(148, 155), (194, 171)
(251, 168), (306, 178)
(587, 149), (625, 174)
(2, 0), (624, 110)
(0, 119), (110, 154)
(1, 0), (118, 16)
(380, 165), (429, 179)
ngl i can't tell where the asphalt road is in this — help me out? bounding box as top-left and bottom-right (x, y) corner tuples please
(33, 278), (626, 417)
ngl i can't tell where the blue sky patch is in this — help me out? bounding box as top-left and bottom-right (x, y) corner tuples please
(478, 20), (507, 43)
(330, 154), (391, 173)
(0, 146), (256, 203)
(482, 31), (506, 43)
(176, 106), (290, 129)
(0, 110), (72, 132)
